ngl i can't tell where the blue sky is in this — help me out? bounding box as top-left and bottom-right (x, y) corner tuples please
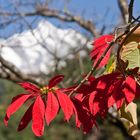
(0, 0), (140, 37)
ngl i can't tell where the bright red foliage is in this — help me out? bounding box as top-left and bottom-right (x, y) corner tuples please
(32, 96), (45, 136)
(72, 94), (96, 133)
(72, 68), (140, 122)
(4, 75), (75, 137)
(45, 92), (59, 125)
(90, 35), (114, 68)
(4, 32), (140, 137)
(87, 70), (140, 118)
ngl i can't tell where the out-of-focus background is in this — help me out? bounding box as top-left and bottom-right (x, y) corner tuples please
(0, 0), (140, 140)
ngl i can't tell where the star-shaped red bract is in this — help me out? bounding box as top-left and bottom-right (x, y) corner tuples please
(72, 68), (140, 119)
(4, 75), (75, 137)
(88, 69), (140, 118)
(90, 34), (114, 68)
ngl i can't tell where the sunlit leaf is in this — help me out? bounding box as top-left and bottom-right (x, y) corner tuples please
(121, 36), (140, 69)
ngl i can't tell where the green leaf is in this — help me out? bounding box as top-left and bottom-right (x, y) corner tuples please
(121, 36), (140, 69)
(105, 55), (115, 74)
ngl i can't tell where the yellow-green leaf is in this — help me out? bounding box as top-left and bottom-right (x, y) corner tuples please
(121, 36), (140, 69)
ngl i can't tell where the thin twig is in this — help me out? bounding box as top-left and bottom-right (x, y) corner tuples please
(0, 54), (43, 86)
(69, 40), (115, 96)
(128, 0), (134, 23)
(69, 17), (140, 97)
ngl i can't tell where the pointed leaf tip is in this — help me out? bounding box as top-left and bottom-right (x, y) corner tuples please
(48, 75), (64, 88)
(18, 82), (39, 94)
(5, 94), (32, 124)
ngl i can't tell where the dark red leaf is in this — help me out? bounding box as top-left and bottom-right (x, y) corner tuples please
(48, 75), (64, 88)
(19, 82), (40, 94)
(56, 90), (74, 121)
(72, 97), (96, 133)
(4, 94), (33, 126)
(112, 79), (125, 109)
(17, 104), (33, 131)
(73, 103), (81, 128)
(45, 92), (59, 125)
(90, 35), (114, 68)
(88, 72), (123, 116)
(32, 96), (45, 137)
(89, 91), (97, 115)
(4, 114), (9, 127)
(136, 83), (140, 98)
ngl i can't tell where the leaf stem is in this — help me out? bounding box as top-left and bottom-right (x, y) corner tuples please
(69, 40), (116, 97)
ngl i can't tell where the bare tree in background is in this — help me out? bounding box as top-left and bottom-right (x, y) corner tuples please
(0, 0), (129, 85)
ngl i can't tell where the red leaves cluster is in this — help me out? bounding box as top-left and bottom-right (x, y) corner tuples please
(4, 75), (75, 136)
(90, 34), (114, 68)
(4, 35), (140, 137)
(88, 70), (140, 118)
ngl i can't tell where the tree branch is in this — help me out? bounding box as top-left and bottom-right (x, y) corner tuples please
(0, 6), (99, 37)
(0, 53), (44, 86)
(128, 0), (134, 23)
(117, 0), (128, 24)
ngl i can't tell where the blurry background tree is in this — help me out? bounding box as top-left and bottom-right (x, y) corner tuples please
(0, 0), (140, 140)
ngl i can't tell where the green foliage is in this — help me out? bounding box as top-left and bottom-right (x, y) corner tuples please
(121, 37), (140, 69)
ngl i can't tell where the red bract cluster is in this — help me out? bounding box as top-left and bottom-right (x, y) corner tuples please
(72, 94), (96, 133)
(76, 68), (140, 119)
(4, 33), (140, 137)
(90, 34), (114, 68)
(4, 75), (76, 136)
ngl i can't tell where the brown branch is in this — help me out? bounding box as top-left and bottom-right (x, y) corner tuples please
(0, 66), (22, 83)
(108, 112), (135, 140)
(0, 6), (99, 37)
(36, 6), (99, 36)
(69, 40), (115, 97)
(128, 0), (134, 23)
(117, 0), (128, 24)
(69, 17), (140, 97)
(0, 54), (44, 86)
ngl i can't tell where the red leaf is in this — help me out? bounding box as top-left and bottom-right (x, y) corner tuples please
(32, 96), (45, 137)
(45, 92), (59, 125)
(4, 94), (33, 126)
(90, 35), (114, 68)
(89, 91), (96, 115)
(73, 103), (81, 128)
(17, 104), (33, 131)
(56, 90), (74, 121)
(107, 96), (115, 108)
(72, 97), (96, 133)
(48, 75), (64, 88)
(136, 83), (140, 98)
(112, 80), (124, 109)
(4, 114), (8, 127)
(123, 76), (136, 103)
(88, 72), (123, 116)
(19, 82), (40, 94)
(91, 93), (108, 117)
